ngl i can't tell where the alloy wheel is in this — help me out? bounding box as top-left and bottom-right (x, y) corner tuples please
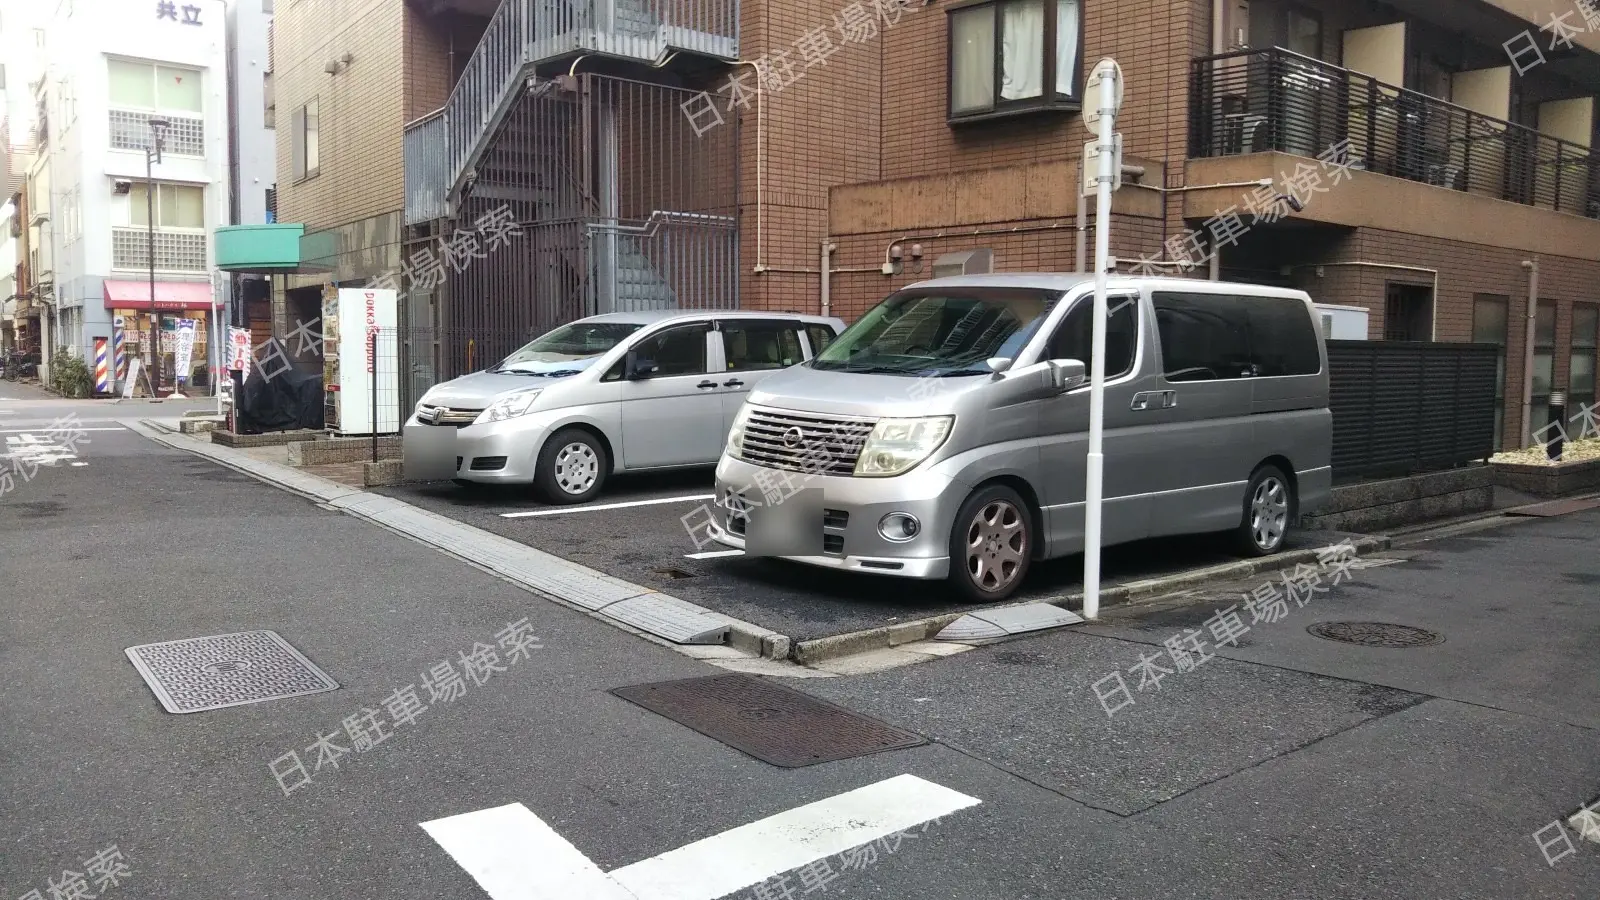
(1250, 476), (1289, 551)
(965, 499), (1027, 593)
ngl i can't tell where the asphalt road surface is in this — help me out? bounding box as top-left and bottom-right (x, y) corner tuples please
(3, 386), (1597, 899)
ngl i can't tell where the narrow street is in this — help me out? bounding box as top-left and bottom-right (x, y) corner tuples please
(1, 386), (1596, 899)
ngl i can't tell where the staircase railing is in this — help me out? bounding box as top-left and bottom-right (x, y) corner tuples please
(404, 109), (449, 224)
(419, 0), (739, 217)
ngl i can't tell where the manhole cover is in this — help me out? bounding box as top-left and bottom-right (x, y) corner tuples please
(1307, 621), (1443, 648)
(611, 674), (927, 767)
(125, 630), (339, 714)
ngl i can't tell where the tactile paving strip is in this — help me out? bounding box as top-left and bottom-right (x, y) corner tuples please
(125, 630), (339, 714)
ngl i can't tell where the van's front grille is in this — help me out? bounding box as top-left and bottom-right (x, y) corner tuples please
(417, 404), (482, 427)
(737, 408), (875, 476)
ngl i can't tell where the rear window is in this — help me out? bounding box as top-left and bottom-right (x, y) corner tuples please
(1152, 292), (1320, 382)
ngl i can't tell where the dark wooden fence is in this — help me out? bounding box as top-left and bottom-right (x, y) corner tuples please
(1327, 340), (1500, 481)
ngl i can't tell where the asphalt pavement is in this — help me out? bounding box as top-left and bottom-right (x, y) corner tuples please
(379, 474), (1354, 643)
(2, 394), (1598, 899)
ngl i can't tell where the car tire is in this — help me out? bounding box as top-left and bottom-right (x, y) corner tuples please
(947, 483), (1034, 603)
(1234, 463), (1294, 557)
(535, 427), (608, 505)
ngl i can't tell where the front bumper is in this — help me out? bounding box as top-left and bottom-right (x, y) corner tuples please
(401, 412), (559, 483)
(707, 454), (965, 580)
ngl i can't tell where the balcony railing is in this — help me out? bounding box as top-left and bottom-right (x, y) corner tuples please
(111, 227), (208, 271)
(416, 0), (738, 221)
(1190, 48), (1600, 219)
(405, 109), (449, 225)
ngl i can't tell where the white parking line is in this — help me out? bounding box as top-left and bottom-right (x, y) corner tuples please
(685, 549), (743, 560)
(421, 774), (981, 900)
(500, 493), (715, 519)
(0, 426), (126, 433)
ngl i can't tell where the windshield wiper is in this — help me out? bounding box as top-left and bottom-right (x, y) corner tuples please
(930, 368), (991, 377)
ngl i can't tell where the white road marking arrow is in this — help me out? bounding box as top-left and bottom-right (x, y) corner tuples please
(421, 773), (981, 900)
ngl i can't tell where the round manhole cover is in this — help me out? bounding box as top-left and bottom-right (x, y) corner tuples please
(1307, 621), (1443, 648)
(201, 659), (255, 675)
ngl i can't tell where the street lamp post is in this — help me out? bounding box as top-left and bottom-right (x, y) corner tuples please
(146, 117), (170, 397)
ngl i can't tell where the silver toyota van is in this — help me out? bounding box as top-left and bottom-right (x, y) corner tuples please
(704, 274), (1332, 602)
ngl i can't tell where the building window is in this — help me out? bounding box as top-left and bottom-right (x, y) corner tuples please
(263, 72), (275, 129)
(1530, 302), (1556, 440)
(292, 98), (319, 180)
(948, 0), (1081, 122)
(118, 183), (206, 228)
(1570, 304), (1597, 430)
(1472, 294), (1508, 450)
(108, 60), (202, 113)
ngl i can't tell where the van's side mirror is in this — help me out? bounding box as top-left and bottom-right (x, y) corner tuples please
(1048, 359), (1087, 392)
(623, 351), (658, 380)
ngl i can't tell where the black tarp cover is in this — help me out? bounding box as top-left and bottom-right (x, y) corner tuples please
(234, 364), (324, 433)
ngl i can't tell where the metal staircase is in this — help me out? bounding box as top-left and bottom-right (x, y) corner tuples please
(421, 0), (739, 215)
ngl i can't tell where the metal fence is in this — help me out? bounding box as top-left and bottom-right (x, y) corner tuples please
(1327, 340), (1500, 481)
(1190, 48), (1600, 219)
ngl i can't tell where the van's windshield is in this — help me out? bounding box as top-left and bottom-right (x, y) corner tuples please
(811, 288), (1058, 376)
(493, 322), (644, 375)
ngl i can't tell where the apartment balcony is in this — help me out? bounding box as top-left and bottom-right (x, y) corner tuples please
(1188, 48), (1600, 257)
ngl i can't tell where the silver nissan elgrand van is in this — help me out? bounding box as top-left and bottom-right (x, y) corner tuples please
(704, 273), (1332, 603)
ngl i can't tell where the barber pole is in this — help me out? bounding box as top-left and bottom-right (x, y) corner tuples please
(113, 317), (127, 385)
(94, 338), (111, 394)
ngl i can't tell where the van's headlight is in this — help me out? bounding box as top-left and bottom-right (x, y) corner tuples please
(854, 416), (953, 477)
(726, 404), (753, 456)
(474, 389), (543, 424)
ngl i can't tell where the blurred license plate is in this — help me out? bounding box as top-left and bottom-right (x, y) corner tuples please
(743, 488), (823, 557)
(403, 426), (458, 482)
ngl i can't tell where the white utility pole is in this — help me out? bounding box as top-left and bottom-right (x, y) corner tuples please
(1081, 58), (1124, 622)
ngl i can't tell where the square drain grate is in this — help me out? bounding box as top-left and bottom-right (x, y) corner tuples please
(125, 630), (339, 714)
(611, 673), (927, 767)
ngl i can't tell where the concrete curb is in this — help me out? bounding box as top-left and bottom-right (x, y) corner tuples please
(136, 418), (1395, 670)
(788, 535), (1392, 665)
(131, 421), (794, 661)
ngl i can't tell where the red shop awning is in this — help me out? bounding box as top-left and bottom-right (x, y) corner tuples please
(103, 280), (220, 311)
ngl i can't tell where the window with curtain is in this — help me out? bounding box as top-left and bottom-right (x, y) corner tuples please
(1570, 304), (1598, 433)
(107, 59), (202, 112)
(1472, 294), (1508, 450)
(948, 0), (1081, 120)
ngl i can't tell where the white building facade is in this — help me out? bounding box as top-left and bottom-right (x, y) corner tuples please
(37, 0), (230, 387)
(226, 0), (274, 229)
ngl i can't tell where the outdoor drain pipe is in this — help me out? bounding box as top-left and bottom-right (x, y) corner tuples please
(1521, 257), (1540, 448)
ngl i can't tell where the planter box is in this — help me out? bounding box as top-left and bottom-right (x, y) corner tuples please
(1491, 456), (1600, 497)
(288, 435), (402, 466)
(210, 428), (323, 448)
(1301, 465), (1494, 532)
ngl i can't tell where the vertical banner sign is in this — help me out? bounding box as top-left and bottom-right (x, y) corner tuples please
(113, 317), (127, 384)
(335, 288), (398, 435)
(228, 327), (253, 376)
(94, 338), (111, 394)
(173, 319), (198, 388)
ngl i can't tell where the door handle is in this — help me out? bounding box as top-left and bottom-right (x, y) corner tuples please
(1130, 390), (1176, 411)
(1130, 393), (1151, 411)
(723, 379), (745, 388)
(696, 380), (719, 389)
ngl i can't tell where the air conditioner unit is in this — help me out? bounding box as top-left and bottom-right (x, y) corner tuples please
(112, 180), (132, 195)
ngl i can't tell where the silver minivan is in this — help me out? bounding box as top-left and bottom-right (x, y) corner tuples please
(705, 274), (1332, 602)
(403, 310), (845, 503)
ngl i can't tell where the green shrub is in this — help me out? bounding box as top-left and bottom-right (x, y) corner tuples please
(50, 350), (94, 399)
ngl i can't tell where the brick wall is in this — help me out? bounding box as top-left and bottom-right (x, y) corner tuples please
(731, 0), (1211, 315)
(1289, 226), (1600, 445)
(274, 0), (408, 232)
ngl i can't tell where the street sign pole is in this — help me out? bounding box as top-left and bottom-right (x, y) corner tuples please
(1083, 58), (1123, 622)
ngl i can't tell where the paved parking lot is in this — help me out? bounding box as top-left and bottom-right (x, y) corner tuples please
(378, 469), (1357, 643)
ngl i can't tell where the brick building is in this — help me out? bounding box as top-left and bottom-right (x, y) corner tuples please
(270, 0), (1600, 448)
